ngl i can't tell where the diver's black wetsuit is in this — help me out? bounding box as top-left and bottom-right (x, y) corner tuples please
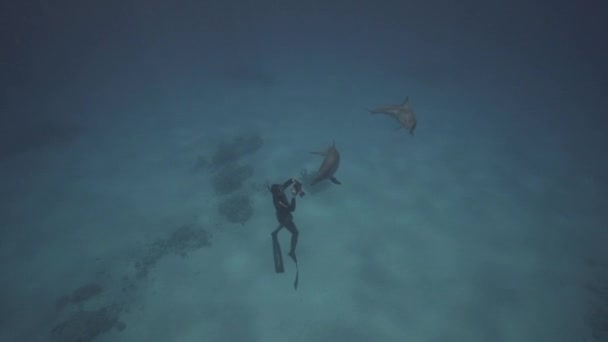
(270, 178), (299, 258)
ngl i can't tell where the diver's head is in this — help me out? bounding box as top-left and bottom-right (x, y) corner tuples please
(270, 184), (282, 195)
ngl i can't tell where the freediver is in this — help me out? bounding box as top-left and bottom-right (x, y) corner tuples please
(269, 177), (304, 289)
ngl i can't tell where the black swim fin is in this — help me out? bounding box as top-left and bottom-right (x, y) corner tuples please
(289, 252), (299, 290)
(329, 177), (341, 185)
(272, 233), (284, 273)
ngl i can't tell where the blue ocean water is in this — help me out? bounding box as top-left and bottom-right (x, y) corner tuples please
(1, 0), (607, 341)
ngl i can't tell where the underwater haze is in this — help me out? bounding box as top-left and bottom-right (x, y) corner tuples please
(1, 0), (607, 341)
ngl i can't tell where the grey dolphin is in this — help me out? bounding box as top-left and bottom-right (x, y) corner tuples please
(309, 141), (341, 186)
(369, 96), (417, 135)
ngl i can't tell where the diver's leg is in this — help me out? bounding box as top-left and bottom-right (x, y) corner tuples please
(284, 221), (299, 257)
(271, 225), (283, 238)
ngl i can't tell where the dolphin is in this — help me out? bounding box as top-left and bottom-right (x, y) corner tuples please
(309, 141), (341, 186)
(369, 96), (417, 135)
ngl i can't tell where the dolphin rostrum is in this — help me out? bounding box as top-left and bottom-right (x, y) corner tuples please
(309, 141), (341, 186)
(369, 96), (417, 135)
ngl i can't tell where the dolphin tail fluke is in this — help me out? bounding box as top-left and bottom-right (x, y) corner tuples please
(329, 177), (341, 185)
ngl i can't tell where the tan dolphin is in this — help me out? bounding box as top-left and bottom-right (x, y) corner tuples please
(369, 96), (417, 135)
(309, 141), (341, 186)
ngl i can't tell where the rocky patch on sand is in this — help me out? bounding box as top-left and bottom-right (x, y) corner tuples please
(218, 194), (254, 225)
(55, 283), (103, 310)
(51, 304), (125, 342)
(50, 224), (212, 341)
(135, 224), (212, 279)
(194, 134), (264, 226)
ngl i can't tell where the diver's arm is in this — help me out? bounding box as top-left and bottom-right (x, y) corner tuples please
(289, 197), (296, 212)
(274, 195), (288, 209)
(282, 178), (294, 188)
(276, 179), (295, 209)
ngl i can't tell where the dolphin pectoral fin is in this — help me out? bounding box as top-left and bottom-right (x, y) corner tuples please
(369, 107), (388, 115)
(329, 177), (341, 185)
(370, 106), (399, 117)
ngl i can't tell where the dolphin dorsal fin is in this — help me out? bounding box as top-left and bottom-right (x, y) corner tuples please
(401, 97), (409, 106)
